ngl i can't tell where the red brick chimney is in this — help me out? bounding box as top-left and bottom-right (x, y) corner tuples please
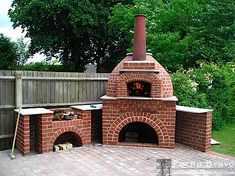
(133, 14), (146, 61)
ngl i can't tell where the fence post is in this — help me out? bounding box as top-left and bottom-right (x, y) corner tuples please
(15, 71), (23, 108)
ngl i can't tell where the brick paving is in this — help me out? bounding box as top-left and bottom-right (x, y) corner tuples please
(0, 144), (234, 176)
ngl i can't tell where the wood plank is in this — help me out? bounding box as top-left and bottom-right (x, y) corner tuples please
(50, 72), (56, 103)
(7, 109), (14, 134)
(46, 72), (51, 103)
(0, 105), (15, 109)
(0, 110), (4, 135)
(22, 101), (102, 107)
(9, 80), (15, 106)
(0, 80), (4, 105)
(0, 76), (15, 80)
(21, 76), (108, 81)
(0, 134), (13, 139)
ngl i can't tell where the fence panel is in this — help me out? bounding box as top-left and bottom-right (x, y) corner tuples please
(0, 70), (109, 150)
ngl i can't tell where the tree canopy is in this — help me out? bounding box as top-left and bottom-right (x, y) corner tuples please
(9, 0), (132, 72)
(0, 34), (18, 69)
(8, 0), (235, 72)
(109, 0), (235, 71)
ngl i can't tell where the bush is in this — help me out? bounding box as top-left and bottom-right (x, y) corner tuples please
(16, 61), (63, 72)
(172, 62), (235, 129)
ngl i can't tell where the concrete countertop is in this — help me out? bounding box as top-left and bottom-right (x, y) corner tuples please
(71, 104), (103, 111)
(176, 105), (213, 113)
(14, 108), (53, 115)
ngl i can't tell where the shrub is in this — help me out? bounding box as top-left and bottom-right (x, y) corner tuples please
(16, 61), (63, 72)
(172, 62), (235, 129)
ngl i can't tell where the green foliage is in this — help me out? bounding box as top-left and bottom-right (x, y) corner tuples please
(109, 0), (235, 71)
(17, 61), (63, 72)
(172, 62), (235, 129)
(9, 0), (133, 72)
(15, 37), (30, 65)
(0, 34), (18, 69)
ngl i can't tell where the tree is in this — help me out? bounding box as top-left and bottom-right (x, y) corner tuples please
(9, 0), (132, 72)
(15, 37), (30, 65)
(109, 0), (235, 72)
(0, 34), (18, 69)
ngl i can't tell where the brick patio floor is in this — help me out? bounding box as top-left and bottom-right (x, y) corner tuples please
(0, 144), (234, 176)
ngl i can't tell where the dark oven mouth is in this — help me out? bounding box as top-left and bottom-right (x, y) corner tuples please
(127, 81), (151, 97)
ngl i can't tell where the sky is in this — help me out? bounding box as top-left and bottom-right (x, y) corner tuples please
(0, 0), (45, 62)
(0, 0), (26, 41)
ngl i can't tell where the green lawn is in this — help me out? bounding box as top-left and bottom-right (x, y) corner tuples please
(211, 120), (235, 157)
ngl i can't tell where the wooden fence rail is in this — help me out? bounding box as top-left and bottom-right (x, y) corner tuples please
(0, 70), (109, 150)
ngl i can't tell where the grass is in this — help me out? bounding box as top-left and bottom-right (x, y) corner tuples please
(211, 120), (235, 157)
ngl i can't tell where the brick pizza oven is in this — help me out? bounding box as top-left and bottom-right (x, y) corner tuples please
(15, 14), (212, 156)
(101, 14), (177, 148)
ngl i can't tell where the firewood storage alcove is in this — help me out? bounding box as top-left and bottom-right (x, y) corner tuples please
(118, 122), (158, 144)
(53, 132), (82, 150)
(14, 105), (102, 155)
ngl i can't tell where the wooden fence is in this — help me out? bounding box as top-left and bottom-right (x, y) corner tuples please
(0, 70), (109, 150)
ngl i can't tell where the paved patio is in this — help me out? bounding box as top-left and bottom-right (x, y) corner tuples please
(0, 144), (234, 176)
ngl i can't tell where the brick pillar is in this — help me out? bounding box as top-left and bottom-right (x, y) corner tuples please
(81, 111), (91, 144)
(16, 114), (30, 156)
(204, 111), (212, 152)
(30, 117), (35, 151)
(38, 113), (53, 153)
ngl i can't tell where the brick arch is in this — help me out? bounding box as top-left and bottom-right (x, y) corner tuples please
(49, 127), (85, 150)
(116, 72), (162, 98)
(107, 112), (169, 146)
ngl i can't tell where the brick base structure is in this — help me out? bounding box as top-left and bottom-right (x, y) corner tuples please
(175, 106), (212, 152)
(16, 105), (213, 155)
(102, 99), (176, 148)
(15, 108), (92, 156)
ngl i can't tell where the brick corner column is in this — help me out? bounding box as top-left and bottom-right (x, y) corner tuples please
(81, 110), (92, 144)
(39, 113), (53, 153)
(16, 114), (30, 156)
(204, 111), (212, 152)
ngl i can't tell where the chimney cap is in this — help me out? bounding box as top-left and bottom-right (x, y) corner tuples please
(134, 14), (146, 17)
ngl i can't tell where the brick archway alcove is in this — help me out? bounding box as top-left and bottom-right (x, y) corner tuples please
(49, 127), (85, 151)
(116, 72), (162, 98)
(118, 122), (159, 144)
(106, 112), (170, 147)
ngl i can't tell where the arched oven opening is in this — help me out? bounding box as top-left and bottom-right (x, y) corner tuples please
(118, 122), (158, 144)
(127, 81), (151, 97)
(53, 132), (82, 151)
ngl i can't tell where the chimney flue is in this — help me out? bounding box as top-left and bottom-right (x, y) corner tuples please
(133, 14), (146, 61)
